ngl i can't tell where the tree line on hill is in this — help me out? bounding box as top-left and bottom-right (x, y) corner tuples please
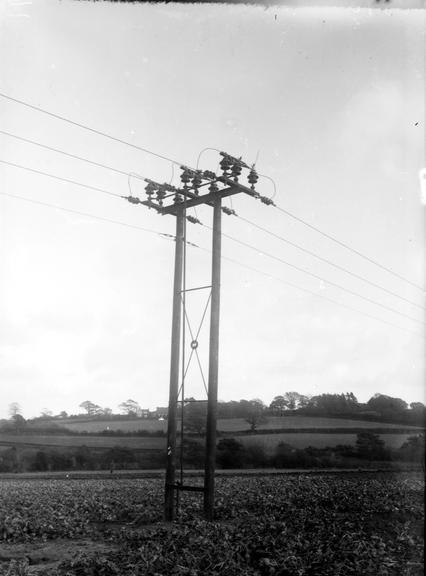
(2, 392), (425, 434)
(0, 432), (424, 474)
(181, 393), (426, 434)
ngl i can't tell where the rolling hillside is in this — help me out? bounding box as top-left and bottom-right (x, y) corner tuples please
(1, 415), (422, 454)
(36, 414), (423, 434)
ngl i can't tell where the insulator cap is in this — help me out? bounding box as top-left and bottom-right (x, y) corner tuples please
(202, 170), (216, 180)
(248, 168), (259, 189)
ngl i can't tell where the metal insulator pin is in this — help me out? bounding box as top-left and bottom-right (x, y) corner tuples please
(209, 181), (219, 193)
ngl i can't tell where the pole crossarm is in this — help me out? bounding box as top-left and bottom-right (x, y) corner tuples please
(142, 185), (247, 215)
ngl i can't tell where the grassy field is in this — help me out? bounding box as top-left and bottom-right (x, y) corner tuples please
(217, 415), (421, 432)
(238, 432), (415, 452)
(53, 418), (167, 433)
(1, 414), (421, 454)
(46, 414), (422, 434)
(0, 434), (166, 451)
(0, 431), (416, 456)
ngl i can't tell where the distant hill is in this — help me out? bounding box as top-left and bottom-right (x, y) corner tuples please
(23, 414), (424, 435)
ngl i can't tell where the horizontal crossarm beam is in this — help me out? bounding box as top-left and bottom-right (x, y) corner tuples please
(161, 186), (240, 215)
(141, 181), (256, 216)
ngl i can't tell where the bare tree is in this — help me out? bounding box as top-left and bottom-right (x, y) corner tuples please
(79, 400), (103, 416)
(118, 399), (141, 417)
(8, 402), (21, 419)
(245, 399), (267, 432)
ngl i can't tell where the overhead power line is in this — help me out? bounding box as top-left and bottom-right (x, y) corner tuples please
(0, 159), (123, 199)
(2, 90), (419, 292)
(197, 147), (422, 292)
(0, 191), (176, 240)
(2, 155), (421, 326)
(0, 92), (189, 170)
(201, 224), (424, 326)
(1, 190), (422, 339)
(0, 129), (146, 181)
(272, 203), (424, 292)
(212, 249), (424, 340)
(236, 214), (425, 311)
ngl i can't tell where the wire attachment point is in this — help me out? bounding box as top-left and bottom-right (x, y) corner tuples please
(123, 195), (143, 205)
(187, 215), (201, 225)
(259, 195), (275, 206)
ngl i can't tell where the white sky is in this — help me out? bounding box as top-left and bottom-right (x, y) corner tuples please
(0, 1), (424, 419)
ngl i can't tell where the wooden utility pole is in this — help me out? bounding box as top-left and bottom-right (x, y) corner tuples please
(132, 155), (260, 521)
(204, 195), (221, 520)
(164, 206), (184, 521)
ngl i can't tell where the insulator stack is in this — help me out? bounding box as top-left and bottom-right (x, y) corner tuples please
(219, 154), (232, 176)
(180, 167), (192, 189)
(230, 162), (242, 182)
(209, 180), (219, 193)
(222, 206), (236, 216)
(191, 170), (203, 195)
(145, 181), (156, 202)
(248, 167), (258, 190)
(203, 170), (216, 181)
(156, 188), (166, 206)
(162, 183), (177, 194)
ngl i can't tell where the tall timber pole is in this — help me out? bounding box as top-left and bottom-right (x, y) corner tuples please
(164, 206), (184, 521)
(130, 153), (262, 521)
(204, 195), (221, 520)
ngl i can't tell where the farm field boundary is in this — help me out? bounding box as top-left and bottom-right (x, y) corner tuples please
(236, 432), (417, 450)
(229, 426), (424, 435)
(0, 434), (166, 450)
(0, 430), (421, 452)
(0, 466), (423, 481)
(40, 415), (424, 434)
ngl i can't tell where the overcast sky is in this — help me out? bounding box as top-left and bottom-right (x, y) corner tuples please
(0, 1), (424, 419)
